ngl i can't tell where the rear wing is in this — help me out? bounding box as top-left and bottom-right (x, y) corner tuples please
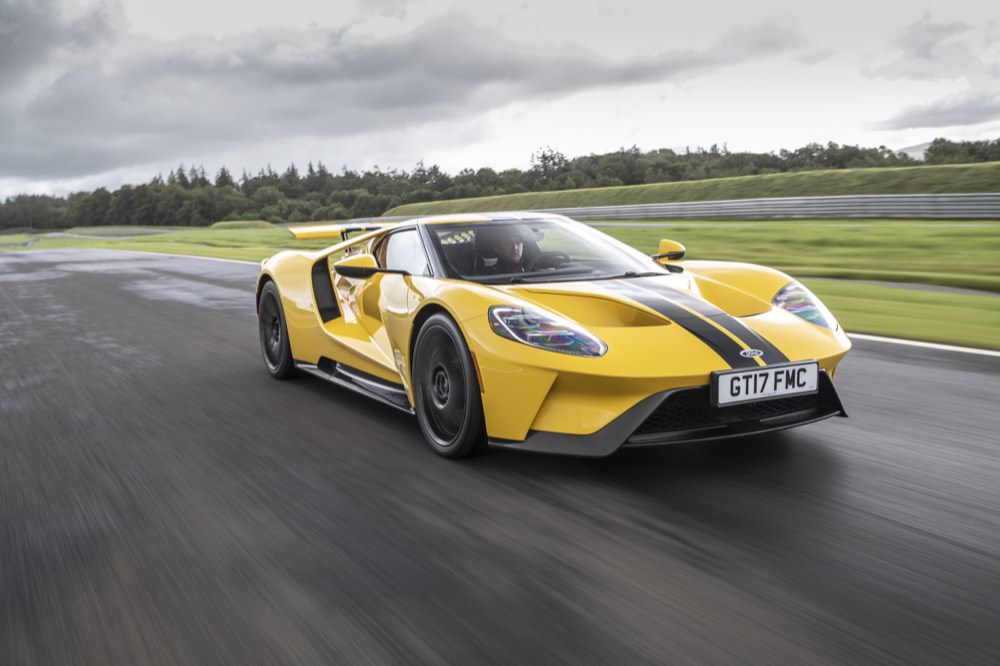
(287, 222), (396, 241)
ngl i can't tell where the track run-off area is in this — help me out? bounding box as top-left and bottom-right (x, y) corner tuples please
(2, 249), (999, 664)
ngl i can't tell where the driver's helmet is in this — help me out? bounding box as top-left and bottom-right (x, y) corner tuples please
(476, 224), (537, 272)
(476, 225), (521, 255)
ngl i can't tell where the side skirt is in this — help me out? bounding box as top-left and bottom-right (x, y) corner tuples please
(295, 357), (414, 414)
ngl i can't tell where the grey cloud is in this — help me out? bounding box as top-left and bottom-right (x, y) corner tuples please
(895, 17), (970, 59)
(797, 50), (833, 66)
(870, 16), (977, 81)
(873, 16), (1000, 129)
(0, 0), (113, 85)
(357, 0), (409, 20)
(878, 90), (1000, 130)
(0, 12), (802, 179)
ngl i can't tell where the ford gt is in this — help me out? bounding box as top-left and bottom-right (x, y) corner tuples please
(256, 212), (849, 458)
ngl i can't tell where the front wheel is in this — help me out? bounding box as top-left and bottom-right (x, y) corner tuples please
(412, 314), (488, 458)
(258, 281), (296, 379)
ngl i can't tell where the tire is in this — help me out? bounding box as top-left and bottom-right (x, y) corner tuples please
(258, 281), (296, 379)
(412, 313), (488, 458)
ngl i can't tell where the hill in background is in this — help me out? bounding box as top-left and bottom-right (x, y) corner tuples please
(386, 162), (1000, 216)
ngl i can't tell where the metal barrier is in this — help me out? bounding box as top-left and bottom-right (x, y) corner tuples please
(379, 193), (1000, 221)
(536, 193), (1000, 220)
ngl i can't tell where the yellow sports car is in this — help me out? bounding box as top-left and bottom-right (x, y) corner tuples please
(257, 213), (849, 458)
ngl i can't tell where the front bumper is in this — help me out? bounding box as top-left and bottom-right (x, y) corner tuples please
(489, 371), (846, 457)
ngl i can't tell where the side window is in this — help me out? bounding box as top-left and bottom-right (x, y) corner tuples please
(382, 230), (430, 277)
(373, 237), (389, 266)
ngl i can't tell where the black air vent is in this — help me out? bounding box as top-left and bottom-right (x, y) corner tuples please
(312, 258), (340, 322)
(627, 372), (845, 445)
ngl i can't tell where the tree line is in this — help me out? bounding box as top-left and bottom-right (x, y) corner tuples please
(2, 137), (998, 230)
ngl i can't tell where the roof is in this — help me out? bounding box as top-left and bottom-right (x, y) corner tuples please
(288, 212), (573, 241)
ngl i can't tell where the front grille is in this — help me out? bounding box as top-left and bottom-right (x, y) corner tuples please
(629, 372), (843, 444)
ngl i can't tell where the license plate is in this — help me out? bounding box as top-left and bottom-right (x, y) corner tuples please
(711, 361), (819, 407)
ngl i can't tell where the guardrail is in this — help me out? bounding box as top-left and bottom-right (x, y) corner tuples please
(378, 193), (1000, 221)
(536, 193), (1000, 220)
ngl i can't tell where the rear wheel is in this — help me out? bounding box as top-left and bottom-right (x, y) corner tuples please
(412, 313), (487, 458)
(258, 281), (295, 379)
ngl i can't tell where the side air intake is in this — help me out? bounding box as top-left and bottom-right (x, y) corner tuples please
(311, 258), (340, 322)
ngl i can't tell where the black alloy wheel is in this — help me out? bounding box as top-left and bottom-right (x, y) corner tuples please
(413, 313), (487, 458)
(258, 281), (295, 379)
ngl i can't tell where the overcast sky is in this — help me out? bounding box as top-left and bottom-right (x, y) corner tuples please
(2, 0), (998, 196)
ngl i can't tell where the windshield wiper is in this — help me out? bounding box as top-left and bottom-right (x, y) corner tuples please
(506, 270), (670, 284)
(507, 271), (594, 283)
(599, 271), (671, 280)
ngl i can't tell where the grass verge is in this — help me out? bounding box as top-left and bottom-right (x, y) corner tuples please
(3, 226), (330, 261)
(210, 220), (275, 230)
(0, 234), (35, 246)
(803, 279), (1000, 350)
(60, 226), (180, 236)
(595, 219), (1000, 292)
(387, 162), (1000, 215)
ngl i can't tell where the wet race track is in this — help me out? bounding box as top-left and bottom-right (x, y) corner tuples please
(2, 249), (999, 665)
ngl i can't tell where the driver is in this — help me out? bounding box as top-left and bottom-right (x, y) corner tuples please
(483, 226), (529, 274)
(494, 233), (525, 273)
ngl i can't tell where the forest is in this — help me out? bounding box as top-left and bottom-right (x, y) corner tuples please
(2, 137), (998, 230)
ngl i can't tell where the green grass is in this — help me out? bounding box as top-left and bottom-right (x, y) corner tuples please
(4, 226), (331, 261)
(0, 234), (35, 246)
(803, 279), (1000, 350)
(386, 162), (1000, 215)
(595, 219), (1000, 292)
(3, 220), (997, 348)
(210, 220), (276, 230)
(63, 226), (180, 236)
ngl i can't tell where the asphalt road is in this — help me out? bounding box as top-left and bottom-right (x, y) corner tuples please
(2, 249), (999, 665)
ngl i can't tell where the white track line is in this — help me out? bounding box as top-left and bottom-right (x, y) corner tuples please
(849, 333), (1000, 358)
(59, 249), (1000, 358)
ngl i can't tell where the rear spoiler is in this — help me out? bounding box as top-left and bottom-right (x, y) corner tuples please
(287, 222), (394, 241)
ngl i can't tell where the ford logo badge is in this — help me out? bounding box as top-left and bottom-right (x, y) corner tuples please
(740, 348), (764, 358)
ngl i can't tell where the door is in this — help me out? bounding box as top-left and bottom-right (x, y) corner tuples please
(328, 229), (430, 381)
(371, 229), (431, 381)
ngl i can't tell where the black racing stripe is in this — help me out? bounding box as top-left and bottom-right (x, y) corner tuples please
(637, 280), (789, 365)
(714, 323), (788, 364)
(602, 282), (758, 369)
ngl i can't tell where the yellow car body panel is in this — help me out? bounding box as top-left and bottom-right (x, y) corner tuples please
(258, 213), (851, 456)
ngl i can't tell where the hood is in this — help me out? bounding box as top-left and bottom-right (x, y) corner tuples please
(497, 274), (790, 369)
(501, 273), (770, 323)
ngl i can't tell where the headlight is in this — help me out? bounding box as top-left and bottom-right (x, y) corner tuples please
(772, 281), (838, 330)
(488, 305), (607, 357)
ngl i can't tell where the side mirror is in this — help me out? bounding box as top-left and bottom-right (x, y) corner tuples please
(333, 253), (379, 278)
(653, 239), (686, 262)
(333, 252), (411, 278)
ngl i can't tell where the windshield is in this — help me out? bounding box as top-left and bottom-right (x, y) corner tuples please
(425, 217), (667, 284)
